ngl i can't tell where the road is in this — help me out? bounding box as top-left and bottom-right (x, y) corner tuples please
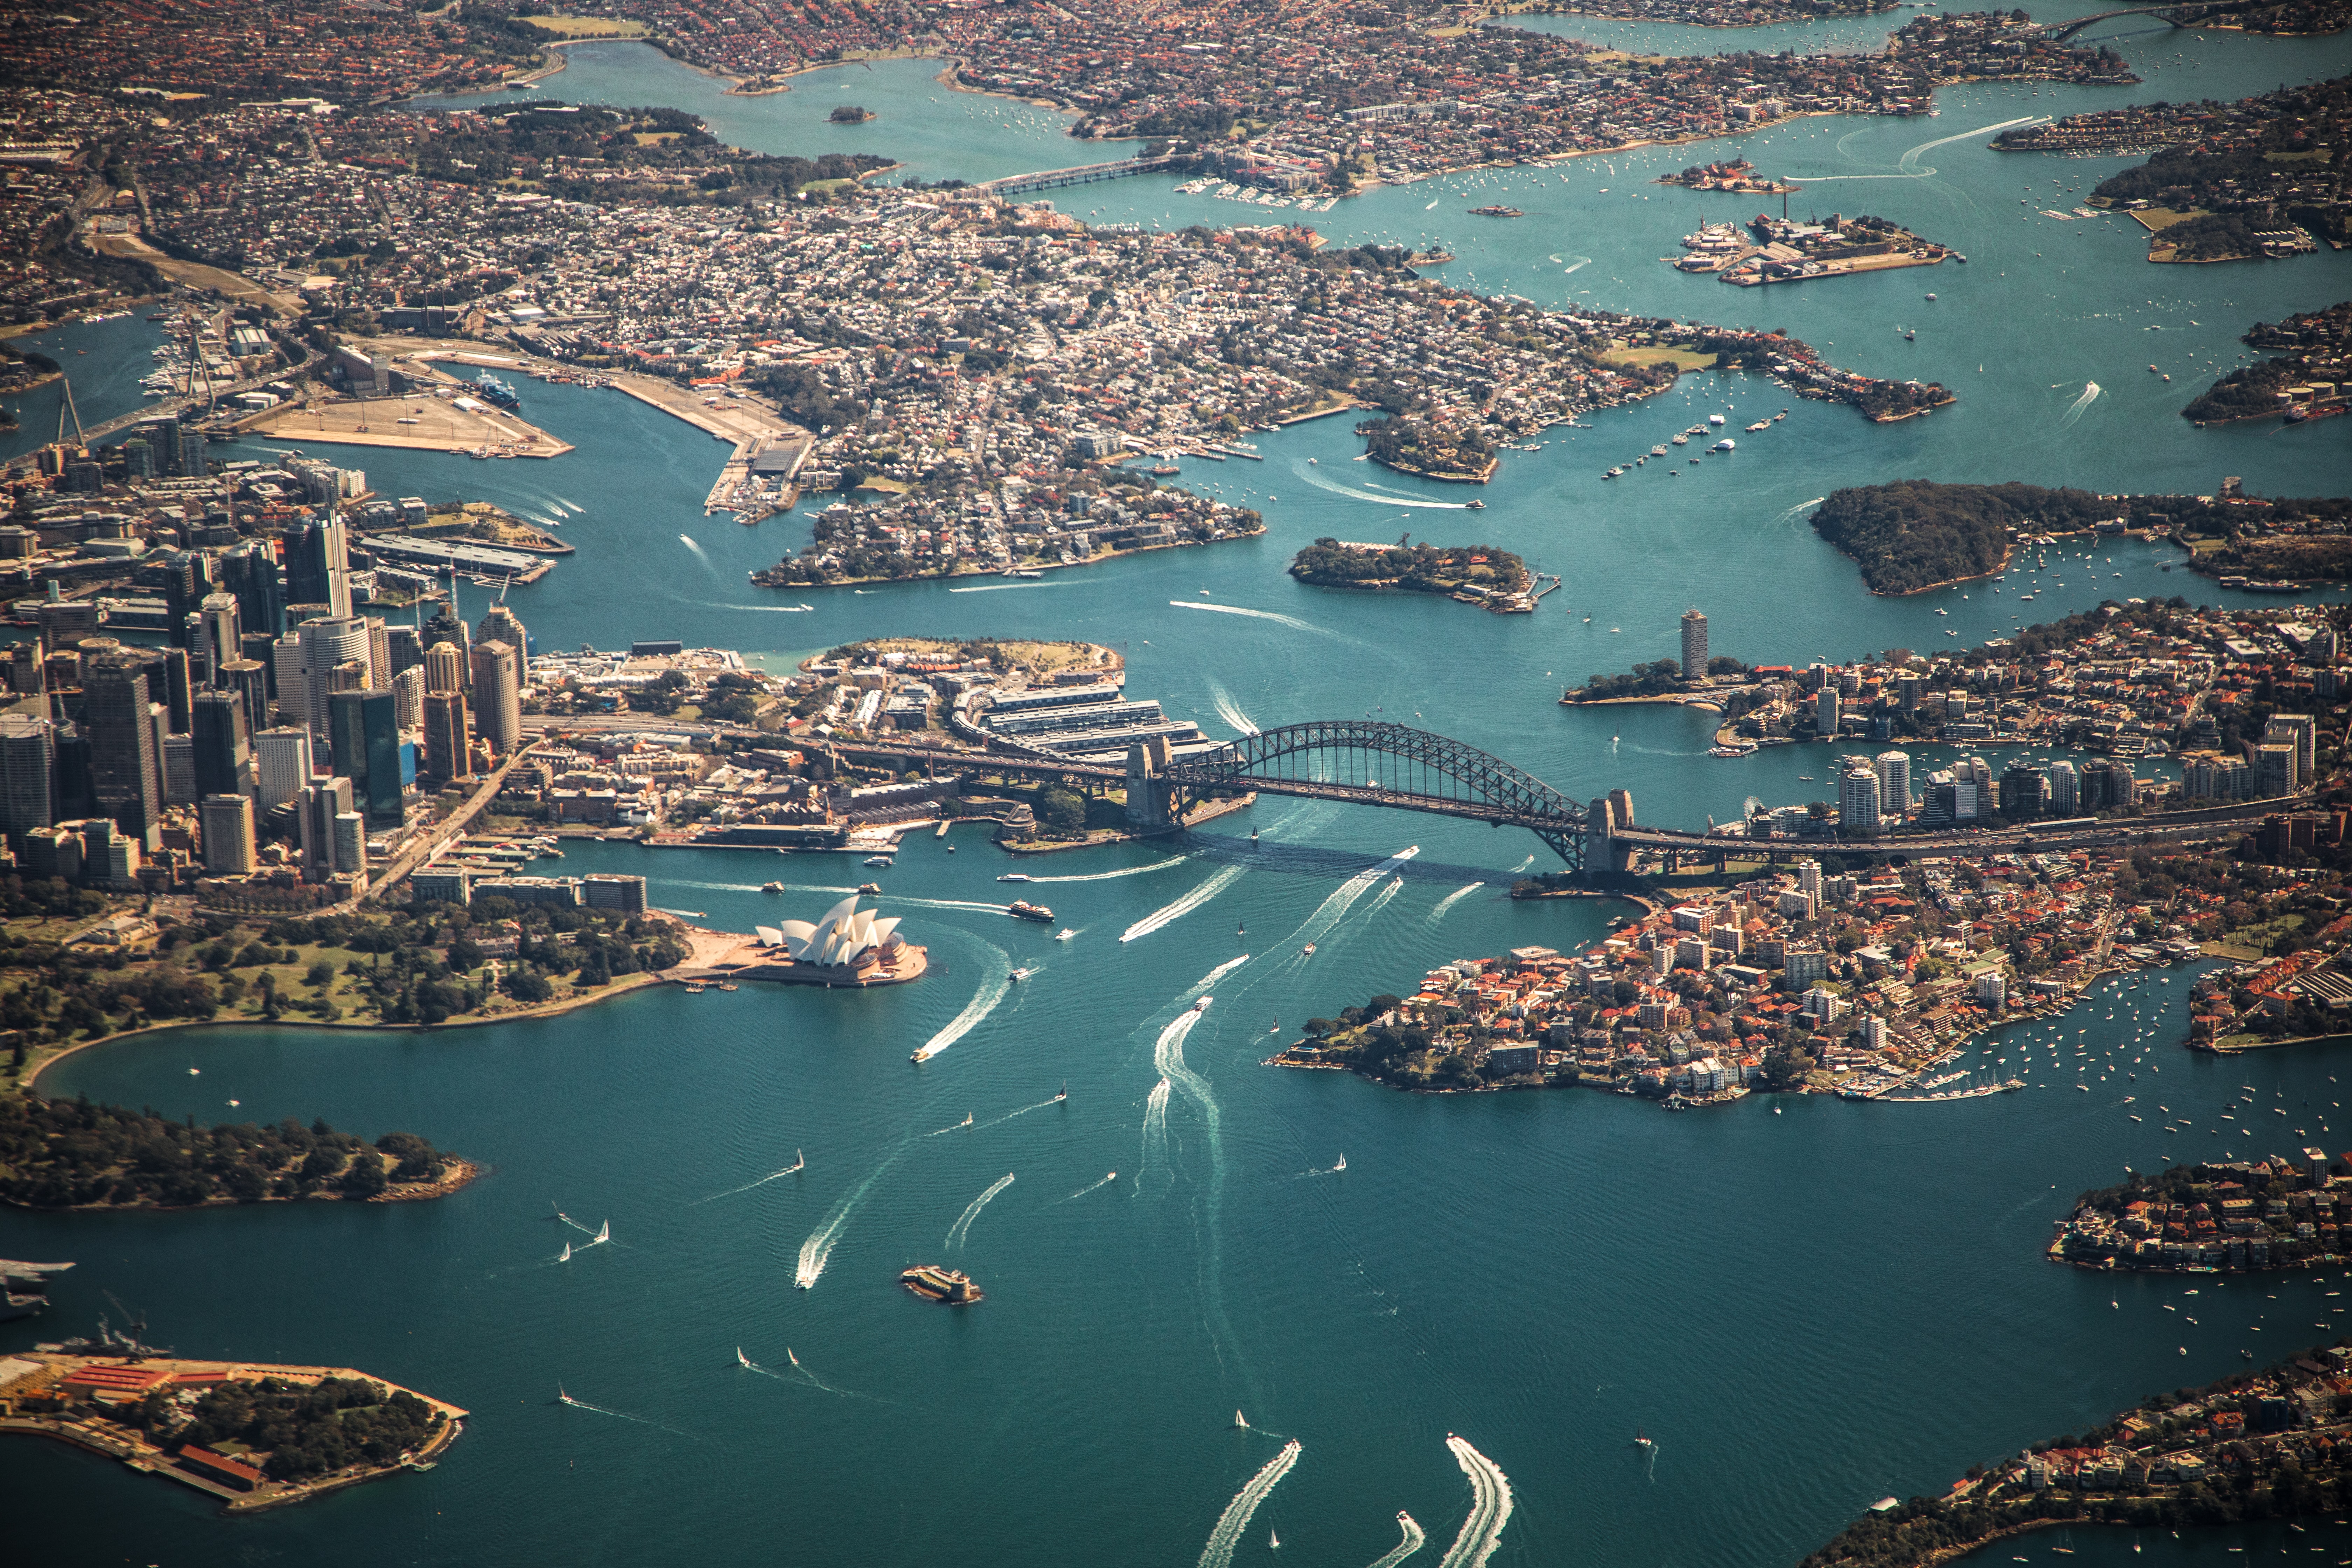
(364, 751), (525, 901)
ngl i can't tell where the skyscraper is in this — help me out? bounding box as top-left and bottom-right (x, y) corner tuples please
(2047, 758), (2079, 815)
(0, 712), (55, 834)
(332, 812), (369, 882)
(296, 616), (372, 744)
(219, 657), (271, 741)
(1815, 685), (1840, 738)
(1838, 760), (1882, 833)
(190, 689), (251, 800)
(284, 517), (353, 618)
(199, 793), (257, 875)
(1873, 750), (1911, 818)
(478, 603), (529, 684)
(469, 639), (521, 756)
(219, 542), (285, 640)
(421, 690), (470, 787)
(1999, 760), (2049, 820)
(393, 665), (424, 730)
(424, 642), (467, 696)
(300, 775), (354, 873)
(199, 592), (241, 680)
(252, 727), (314, 811)
(1679, 607), (1708, 681)
(329, 688), (404, 830)
(84, 652), (163, 845)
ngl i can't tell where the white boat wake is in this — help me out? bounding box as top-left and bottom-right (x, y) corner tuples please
(912, 944), (1013, 1061)
(1284, 847), (1420, 953)
(1197, 1440), (1304, 1568)
(2056, 379), (2102, 429)
(1028, 855), (1187, 884)
(946, 1173), (1015, 1248)
(1509, 854), (1535, 874)
(1288, 460), (1470, 510)
(678, 533), (711, 562)
(973, 1094), (1062, 1130)
(1057, 1171), (1117, 1202)
(1772, 495), (1828, 530)
(1801, 115), (2044, 182)
(1436, 1436), (1515, 1568)
(691, 1155), (804, 1205)
(556, 1386), (694, 1438)
(881, 895), (1027, 916)
(1168, 600), (1358, 643)
(739, 1347), (882, 1402)
(1206, 679), (1261, 736)
(1187, 953), (1251, 1000)
(795, 1160), (892, 1289)
(1121, 864), (1247, 943)
(1138, 1076), (1172, 1185)
(1427, 883), (1484, 923)
(1367, 1511), (1429, 1568)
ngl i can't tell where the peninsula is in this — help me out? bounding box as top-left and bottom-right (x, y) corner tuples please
(1655, 159), (1799, 195)
(1799, 1340), (2352, 1568)
(0, 1094), (469, 1210)
(1289, 538), (1534, 611)
(2181, 301), (2352, 427)
(1807, 481), (2119, 595)
(0, 1352), (467, 1513)
(1356, 416), (1499, 484)
(2052, 1155), (2351, 1275)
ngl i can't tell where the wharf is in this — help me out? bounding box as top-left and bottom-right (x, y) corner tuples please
(0, 1352), (468, 1514)
(234, 394), (572, 459)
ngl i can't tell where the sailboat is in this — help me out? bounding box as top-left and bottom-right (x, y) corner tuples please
(1334, 1154), (1346, 1171)
(737, 1347), (752, 1368)
(594, 1220), (610, 1244)
(959, 1113), (973, 1129)
(1270, 1529), (1281, 1549)
(558, 1384), (578, 1406)
(559, 1242), (572, 1262)
(1234, 1410), (1250, 1429)
(1056, 1082), (1068, 1102)
(788, 1349), (802, 1368)
(790, 1150), (804, 1174)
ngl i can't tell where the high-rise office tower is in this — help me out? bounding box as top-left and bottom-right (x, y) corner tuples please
(385, 624), (422, 684)
(284, 517), (353, 618)
(329, 688), (403, 829)
(423, 642), (467, 695)
(469, 639), (521, 756)
(393, 665), (424, 730)
(159, 646), (192, 735)
(220, 542), (285, 640)
(421, 690), (470, 786)
(272, 632), (307, 730)
(421, 598), (469, 656)
(252, 727), (314, 812)
(1679, 607), (1707, 680)
(84, 652), (162, 846)
(300, 775), (354, 873)
(0, 712), (55, 834)
(295, 616), (372, 744)
(199, 793), (257, 875)
(1999, 760), (2049, 820)
(190, 689), (251, 800)
(477, 603), (529, 683)
(366, 617), (392, 695)
(1873, 750), (1911, 818)
(219, 657), (270, 741)
(199, 592), (241, 681)
(332, 812), (368, 881)
(159, 551), (205, 650)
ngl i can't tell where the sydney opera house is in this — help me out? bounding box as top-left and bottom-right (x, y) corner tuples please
(748, 894), (927, 986)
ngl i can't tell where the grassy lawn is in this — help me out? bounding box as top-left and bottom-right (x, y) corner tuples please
(1603, 343), (1716, 371)
(520, 14), (650, 37)
(2203, 941), (2267, 961)
(2131, 207), (2206, 233)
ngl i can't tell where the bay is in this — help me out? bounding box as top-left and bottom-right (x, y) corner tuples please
(8, 18), (2352, 1565)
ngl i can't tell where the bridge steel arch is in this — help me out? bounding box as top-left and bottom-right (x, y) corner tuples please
(1160, 720), (1589, 869)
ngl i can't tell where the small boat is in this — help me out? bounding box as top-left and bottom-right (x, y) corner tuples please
(1334, 1154), (1346, 1171)
(737, 1347), (752, 1368)
(1009, 967), (1036, 983)
(1237, 920), (1246, 937)
(595, 1221), (610, 1244)
(1465, 498), (1486, 510)
(1234, 1410), (1250, 1429)
(858, 882), (883, 895)
(1056, 1082), (1067, 1101)
(997, 873), (1032, 883)
(1195, 995), (1213, 1012)
(1271, 1531), (1281, 1549)
(1634, 1429), (1653, 1448)
(1054, 928), (1077, 941)
(560, 1242), (572, 1262)
(863, 855), (895, 868)
(755, 881), (782, 894)
(1924, 292), (1937, 301)
(1301, 944), (1316, 957)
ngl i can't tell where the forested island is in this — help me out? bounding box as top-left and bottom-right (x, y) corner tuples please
(2182, 301), (2352, 424)
(1356, 415), (1499, 483)
(1807, 481), (2120, 594)
(828, 104), (875, 123)
(0, 1094), (465, 1210)
(136, 1372), (446, 1485)
(1288, 538), (1530, 608)
(1800, 1341), (2352, 1568)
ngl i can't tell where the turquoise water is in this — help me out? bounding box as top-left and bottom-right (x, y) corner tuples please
(9, 18), (2352, 1566)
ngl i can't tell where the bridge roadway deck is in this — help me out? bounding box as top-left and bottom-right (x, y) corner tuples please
(1615, 794), (2305, 860)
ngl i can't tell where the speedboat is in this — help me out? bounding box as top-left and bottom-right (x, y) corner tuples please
(1009, 967), (1036, 983)
(1195, 995), (1213, 1011)
(863, 855), (895, 868)
(1301, 944), (1316, 957)
(1054, 928), (1076, 941)
(997, 873), (1032, 883)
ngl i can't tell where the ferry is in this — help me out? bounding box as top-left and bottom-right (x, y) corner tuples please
(472, 371), (522, 410)
(1707, 414), (1726, 427)
(1465, 498), (1486, 510)
(863, 854), (895, 868)
(901, 1264), (984, 1305)
(1007, 900), (1055, 922)
(1709, 743), (1757, 758)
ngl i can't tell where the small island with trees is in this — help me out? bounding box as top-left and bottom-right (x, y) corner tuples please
(0, 1093), (470, 1210)
(1562, 654), (1751, 703)
(1798, 1338), (2352, 1568)
(1288, 537), (1534, 611)
(1356, 415), (1498, 483)
(1655, 158), (1798, 194)
(828, 104), (875, 123)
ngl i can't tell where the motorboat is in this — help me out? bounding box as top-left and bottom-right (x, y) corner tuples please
(1009, 967), (1036, 983)
(761, 881), (785, 892)
(857, 882), (882, 895)
(997, 873), (1032, 883)
(863, 855), (895, 868)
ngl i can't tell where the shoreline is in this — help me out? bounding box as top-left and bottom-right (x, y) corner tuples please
(752, 521), (1265, 593)
(1, 1156), (484, 1214)
(24, 971), (671, 1094)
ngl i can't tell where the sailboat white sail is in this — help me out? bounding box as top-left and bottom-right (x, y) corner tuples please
(594, 1220), (610, 1244)
(559, 1242), (571, 1262)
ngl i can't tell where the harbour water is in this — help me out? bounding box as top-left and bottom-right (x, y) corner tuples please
(6, 13), (2352, 1565)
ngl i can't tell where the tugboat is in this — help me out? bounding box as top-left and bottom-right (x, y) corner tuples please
(901, 1264), (984, 1305)
(1007, 899), (1055, 922)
